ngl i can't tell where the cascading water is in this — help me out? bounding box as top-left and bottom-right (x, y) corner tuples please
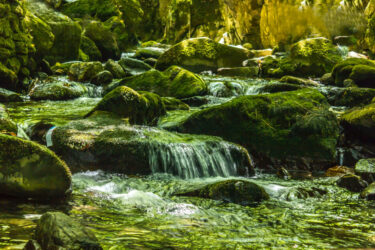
(148, 140), (250, 179)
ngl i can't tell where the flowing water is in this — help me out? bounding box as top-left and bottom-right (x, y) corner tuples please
(2, 76), (375, 249)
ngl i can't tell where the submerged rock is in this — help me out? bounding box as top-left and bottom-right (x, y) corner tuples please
(0, 134), (71, 199)
(178, 89), (340, 170)
(176, 180), (269, 206)
(337, 174), (368, 192)
(106, 67), (207, 99)
(0, 88), (22, 102)
(33, 212), (102, 249)
(29, 77), (87, 100)
(51, 112), (254, 178)
(0, 104), (17, 134)
(156, 37), (252, 73)
(355, 159), (375, 183)
(86, 86), (165, 125)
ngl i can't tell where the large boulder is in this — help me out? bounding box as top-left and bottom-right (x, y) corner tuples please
(50, 112), (254, 178)
(0, 134), (71, 199)
(156, 37), (252, 73)
(0, 104), (17, 134)
(176, 180), (269, 206)
(106, 67), (207, 99)
(29, 77), (87, 100)
(177, 89), (340, 170)
(86, 86), (166, 125)
(341, 103), (375, 142)
(68, 61), (103, 82)
(33, 212), (102, 249)
(26, 0), (82, 64)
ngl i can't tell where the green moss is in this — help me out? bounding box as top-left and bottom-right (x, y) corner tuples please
(330, 88), (375, 107)
(279, 76), (319, 87)
(62, 0), (119, 21)
(80, 36), (102, 61)
(0, 134), (71, 199)
(179, 88), (339, 169)
(156, 37), (251, 72)
(29, 80), (87, 101)
(162, 97), (190, 111)
(331, 58), (375, 86)
(341, 103), (375, 141)
(349, 65), (375, 88)
(87, 86), (166, 125)
(0, 104), (17, 134)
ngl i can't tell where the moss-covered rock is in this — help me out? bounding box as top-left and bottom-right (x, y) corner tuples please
(341, 103), (375, 142)
(162, 97), (190, 111)
(176, 180), (269, 206)
(62, 0), (119, 21)
(51, 112), (254, 177)
(86, 86), (165, 125)
(0, 87), (22, 102)
(118, 57), (152, 74)
(135, 46), (166, 60)
(106, 67), (207, 99)
(80, 19), (120, 60)
(355, 158), (375, 183)
(26, 0), (82, 64)
(0, 62), (18, 90)
(337, 174), (368, 192)
(68, 61), (103, 82)
(348, 65), (375, 88)
(178, 88), (340, 170)
(29, 77), (87, 100)
(104, 59), (127, 79)
(324, 87), (375, 107)
(90, 70), (113, 86)
(280, 75), (319, 87)
(360, 182), (375, 200)
(0, 104), (17, 134)
(331, 58), (375, 86)
(0, 134), (71, 199)
(80, 35), (102, 61)
(156, 37), (252, 73)
(34, 212), (102, 249)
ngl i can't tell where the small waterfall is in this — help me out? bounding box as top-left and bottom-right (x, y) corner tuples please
(148, 141), (249, 179)
(337, 147), (345, 166)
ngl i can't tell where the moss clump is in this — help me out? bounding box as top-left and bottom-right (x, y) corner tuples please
(177, 180), (269, 206)
(156, 37), (252, 72)
(87, 86), (166, 125)
(179, 88), (339, 170)
(105, 67), (207, 99)
(0, 134), (71, 199)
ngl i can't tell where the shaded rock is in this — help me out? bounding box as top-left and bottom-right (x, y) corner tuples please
(217, 67), (259, 78)
(162, 97), (190, 111)
(331, 58), (375, 86)
(0, 88), (22, 102)
(144, 58), (158, 67)
(0, 63), (18, 90)
(333, 36), (357, 46)
(156, 37), (252, 73)
(26, 0), (82, 64)
(321, 73), (334, 85)
(0, 104), (17, 134)
(324, 87), (375, 107)
(355, 158), (375, 183)
(325, 166), (355, 177)
(90, 70), (113, 86)
(176, 180), (269, 206)
(257, 83), (303, 94)
(280, 187), (327, 201)
(360, 183), (375, 200)
(106, 67), (207, 99)
(24, 239), (41, 250)
(135, 47), (166, 60)
(280, 76), (319, 87)
(178, 89), (340, 170)
(51, 112), (254, 177)
(104, 59), (127, 79)
(80, 35), (102, 61)
(337, 174), (368, 192)
(118, 57), (152, 74)
(29, 77), (87, 100)
(86, 86), (165, 125)
(181, 96), (210, 107)
(341, 103), (375, 142)
(34, 212), (102, 250)
(68, 61), (103, 82)
(0, 134), (71, 199)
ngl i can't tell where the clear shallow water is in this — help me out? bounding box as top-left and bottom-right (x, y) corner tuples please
(2, 76), (375, 249)
(2, 172), (375, 249)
